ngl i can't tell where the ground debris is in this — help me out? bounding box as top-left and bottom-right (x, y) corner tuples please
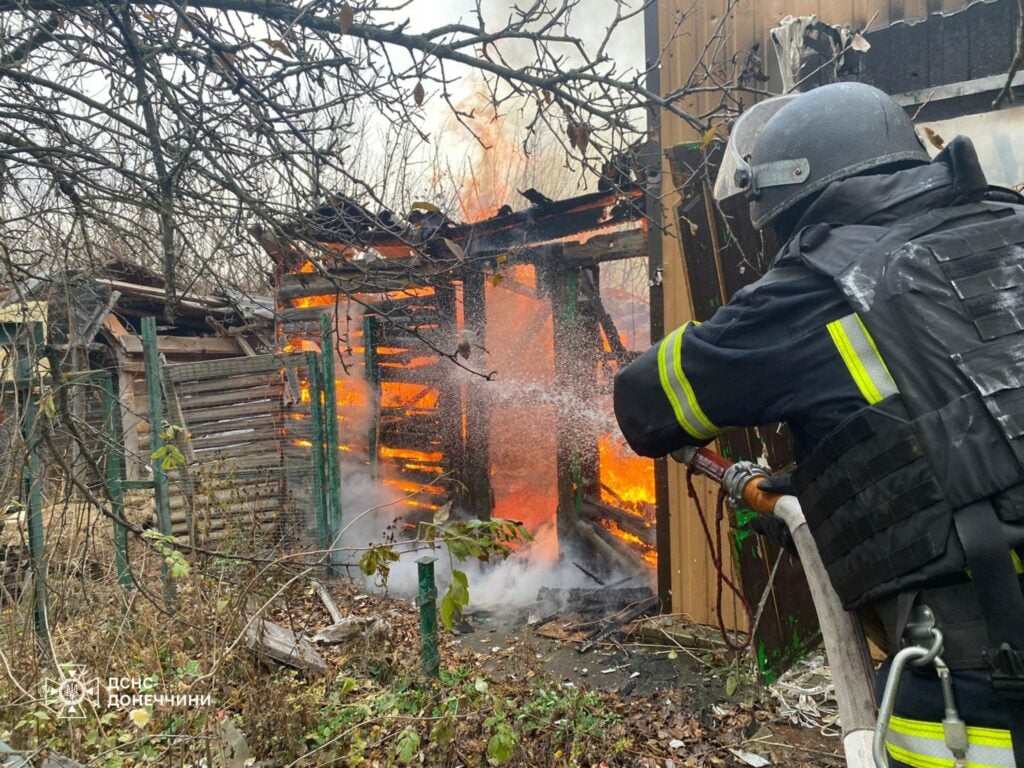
(313, 615), (390, 644)
(243, 614), (327, 675)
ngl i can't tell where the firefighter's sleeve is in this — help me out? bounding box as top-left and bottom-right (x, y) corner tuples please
(614, 322), (720, 457)
(614, 288), (806, 458)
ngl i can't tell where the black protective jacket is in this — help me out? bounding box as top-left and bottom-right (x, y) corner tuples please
(615, 143), (1021, 463)
(614, 139), (1024, 732)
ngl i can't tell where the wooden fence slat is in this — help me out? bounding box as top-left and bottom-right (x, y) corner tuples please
(178, 385), (280, 408)
(176, 373), (281, 396)
(166, 352), (304, 383)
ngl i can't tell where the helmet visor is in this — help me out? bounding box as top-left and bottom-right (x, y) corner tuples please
(713, 95), (799, 201)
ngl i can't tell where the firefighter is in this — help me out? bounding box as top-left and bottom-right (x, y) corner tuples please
(614, 82), (1024, 767)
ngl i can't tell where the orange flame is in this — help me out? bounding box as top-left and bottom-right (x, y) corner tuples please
(380, 446), (444, 463)
(598, 435), (656, 508)
(292, 294), (335, 309)
(383, 478), (446, 495)
(381, 382), (438, 410)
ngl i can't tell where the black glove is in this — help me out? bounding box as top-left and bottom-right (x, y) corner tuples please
(757, 474), (795, 496)
(747, 513), (797, 556)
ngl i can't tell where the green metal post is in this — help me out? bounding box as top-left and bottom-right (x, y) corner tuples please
(416, 556), (440, 677)
(305, 352), (329, 561)
(101, 373), (131, 588)
(141, 317), (176, 606)
(23, 386), (48, 639)
(20, 322), (47, 639)
(1, 320), (48, 639)
(319, 314), (343, 576)
(362, 315), (380, 480)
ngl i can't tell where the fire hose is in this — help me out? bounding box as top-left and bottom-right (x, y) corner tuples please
(673, 446), (878, 768)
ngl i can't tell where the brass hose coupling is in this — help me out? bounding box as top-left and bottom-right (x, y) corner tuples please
(721, 461), (770, 508)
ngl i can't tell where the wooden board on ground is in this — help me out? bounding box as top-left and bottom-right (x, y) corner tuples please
(244, 616), (327, 675)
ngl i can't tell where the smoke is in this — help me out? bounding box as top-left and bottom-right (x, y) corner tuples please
(341, 508), (645, 611)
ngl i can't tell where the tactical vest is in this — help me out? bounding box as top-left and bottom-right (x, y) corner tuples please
(790, 201), (1024, 613)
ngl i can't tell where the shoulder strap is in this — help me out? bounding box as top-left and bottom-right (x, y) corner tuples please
(794, 203), (1019, 280)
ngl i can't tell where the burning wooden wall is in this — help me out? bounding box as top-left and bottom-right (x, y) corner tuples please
(257, 186), (659, 577)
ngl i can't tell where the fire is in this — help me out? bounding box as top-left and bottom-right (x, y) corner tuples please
(335, 379), (368, 409)
(383, 478), (446, 495)
(454, 85), (528, 223)
(380, 446), (444, 463)
(382, 287), (435, 299)
(298, 260), (317, 274)
(600, 519), (657, 566)
(292, 294), (335, 309)
(381, 382), (438, 410)
(486, 264), (558, 546)
(598, 435), (656, 509)
(284, 339), (320, 353)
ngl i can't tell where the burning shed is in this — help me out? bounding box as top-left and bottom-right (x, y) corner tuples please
(254, 185), (659, 578)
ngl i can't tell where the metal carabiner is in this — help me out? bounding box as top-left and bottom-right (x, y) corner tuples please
(873, 627), (945, 768)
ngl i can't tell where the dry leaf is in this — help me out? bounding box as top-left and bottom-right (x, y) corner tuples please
(922, 126), (945, 150)
(576, 124), (591, 153)
(413, 81), (425, 106)
(442, 237), (465, 261)
(850, 31), (871, 52)
(338, 3), (354, 34)
(700, 125), (717, 149)
(567, 123), (579, 150)
(491, 273), (505, 287)
(495, 253), (509, 265)
(410, 200), (440, 212)
(266, 39), (293, 57)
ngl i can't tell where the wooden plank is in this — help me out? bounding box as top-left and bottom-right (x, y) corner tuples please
(182, 401), (283, 426)
(170, 482), (281, 508)
(193, 457), (286, 475)
(166, 352), (304, 383)
(121, 334), (242, 357)
(244, 616), (327, 675)
(178, 384), (280, 409)
(193, 440), (288, 461)
(175, 505), (283, 525)
(196, 517), (283, 537)
(188, 427), (285, 451)
(185, 411), (283, 433)
(177, 373), (280, 397)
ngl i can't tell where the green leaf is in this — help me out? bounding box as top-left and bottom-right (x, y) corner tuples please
(486, 722), (517, 765)
(394, 726), (420, 764)
(725, 671), (739, 697)
(433, 500), (452, 524)
(429, 715), (456, 746)
(439, 591), (457, 631)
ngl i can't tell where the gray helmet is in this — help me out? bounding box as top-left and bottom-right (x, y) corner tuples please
(714, 82), (930, 230)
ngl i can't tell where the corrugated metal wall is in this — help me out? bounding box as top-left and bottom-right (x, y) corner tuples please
(656, 0), (976, 628)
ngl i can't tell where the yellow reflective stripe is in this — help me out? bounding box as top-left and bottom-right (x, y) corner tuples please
(887, 716), (1015, 768)
(656, 323), (719, 441)
(826, 313), (899, 405)
(890, 716), (1013, 749)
